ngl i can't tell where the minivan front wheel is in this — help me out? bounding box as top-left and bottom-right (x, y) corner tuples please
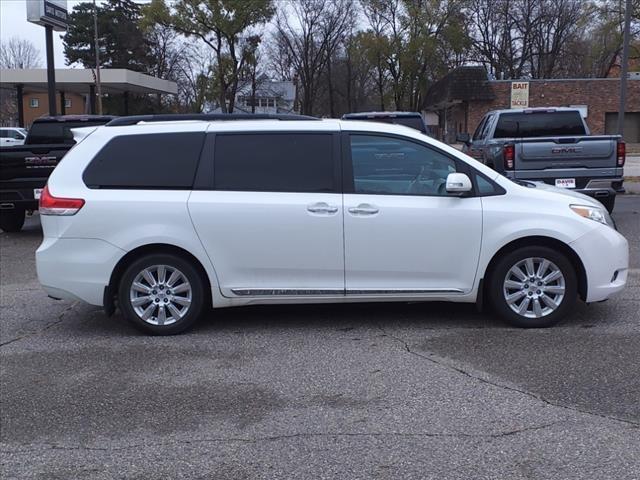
(118, 253), (205, 335)
(488, 246), (577, 328)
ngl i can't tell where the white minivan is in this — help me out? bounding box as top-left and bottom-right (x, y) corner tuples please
(36, 114), (628, 334)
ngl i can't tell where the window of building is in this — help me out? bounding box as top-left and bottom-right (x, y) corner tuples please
(64, 98), (72, 108)
(83, 132), (205, 189)
(349, 134), (457, 196)
(29, 98), (39, 108)
(214, 133), (335, 193)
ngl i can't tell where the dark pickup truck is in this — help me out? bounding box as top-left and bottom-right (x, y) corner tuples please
(458, 108), (624, 212)
(0, 115), (114, 231)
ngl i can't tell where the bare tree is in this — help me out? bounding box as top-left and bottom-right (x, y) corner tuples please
(0, 37), (41, 69)
(272, 0), (353, 115)
(527, 0), (587, 78)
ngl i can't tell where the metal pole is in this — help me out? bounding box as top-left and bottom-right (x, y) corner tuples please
(616, 0), (632, 136)
(16, 85), (24, 127)
(93, 0), (103, 115)
(45, 25), (57, 116)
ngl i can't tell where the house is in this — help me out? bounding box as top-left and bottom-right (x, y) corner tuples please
(213, 78), (297, 114)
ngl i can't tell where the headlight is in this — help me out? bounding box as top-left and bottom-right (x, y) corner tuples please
(570, 204), (613, 228)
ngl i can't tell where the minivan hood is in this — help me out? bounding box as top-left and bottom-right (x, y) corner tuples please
(518, 180), (602, 207)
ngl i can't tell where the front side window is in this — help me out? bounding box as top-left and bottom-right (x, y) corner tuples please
(214, 133), (335, 193)
(349, 134), (457, 196)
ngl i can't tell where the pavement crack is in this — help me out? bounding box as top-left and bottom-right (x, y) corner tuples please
(376, 324), (640, 428)
(0, 424), (561, 454)
(0, 302), (78, 348)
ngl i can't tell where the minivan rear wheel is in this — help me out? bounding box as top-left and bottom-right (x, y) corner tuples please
(488, 246), (577, 328)
(118, 253), (205, 335)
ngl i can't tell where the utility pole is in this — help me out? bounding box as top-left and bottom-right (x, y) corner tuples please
(616, 0), (632, 136)
(93, 0), (103, 115)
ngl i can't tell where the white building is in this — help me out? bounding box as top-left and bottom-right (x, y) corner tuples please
(214, 78), (297, 114)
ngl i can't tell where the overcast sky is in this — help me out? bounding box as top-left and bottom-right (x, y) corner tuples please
(0, 0), (151, 69)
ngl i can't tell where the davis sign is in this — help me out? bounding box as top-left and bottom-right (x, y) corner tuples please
(27, 0), (68, 31)
(510, 81), (530, 108)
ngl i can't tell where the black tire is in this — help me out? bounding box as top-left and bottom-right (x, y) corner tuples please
(487, 246), (577, 328)
(118, 253), (206, 335)
(599, 195), (615, 214)
(0, 208), (25, 232)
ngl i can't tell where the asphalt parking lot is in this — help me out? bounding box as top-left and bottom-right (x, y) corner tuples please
(1, 196), (639, 480)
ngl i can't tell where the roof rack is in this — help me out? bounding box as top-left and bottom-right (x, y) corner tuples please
(106, 113), (319, 127)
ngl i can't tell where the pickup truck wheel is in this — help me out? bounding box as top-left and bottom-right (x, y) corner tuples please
(599, 195), (615, 213)
(118, 253), (205, 335)
(488, 246), (577, 328)
(0, 208), (25, 232)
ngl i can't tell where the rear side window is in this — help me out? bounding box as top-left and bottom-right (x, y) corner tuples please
(214, 133), (335, 192)
(493, 111), (586, 138)
(83, 132), (204, 189)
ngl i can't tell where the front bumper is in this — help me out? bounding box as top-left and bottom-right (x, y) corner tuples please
(36, 237), (126, 306)
(569, 225), (629, 303)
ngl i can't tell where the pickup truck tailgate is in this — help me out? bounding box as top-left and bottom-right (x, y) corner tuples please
(0, 145), (69, 181)
(517, 136), (616, 170)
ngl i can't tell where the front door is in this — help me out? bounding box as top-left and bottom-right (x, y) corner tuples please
(189, 132), (345, 297)
(343, 133), (482, 295)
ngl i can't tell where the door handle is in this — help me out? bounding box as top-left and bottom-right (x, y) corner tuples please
(307, 202), (338, 214)
(348, 204), (379, 215)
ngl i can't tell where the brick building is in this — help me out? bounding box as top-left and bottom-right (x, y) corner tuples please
(20, 91), (87, 127)
(425, 66), (640, 143)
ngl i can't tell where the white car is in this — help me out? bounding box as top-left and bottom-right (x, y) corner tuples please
(0, 127), (27, 147)
(35, 115), (629, 334)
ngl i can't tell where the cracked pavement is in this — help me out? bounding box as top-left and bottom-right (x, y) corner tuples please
(1, 197), (639, 479)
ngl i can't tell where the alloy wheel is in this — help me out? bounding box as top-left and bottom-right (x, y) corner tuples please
(129, 264), (192, 326)
(503, 257), (566, 319)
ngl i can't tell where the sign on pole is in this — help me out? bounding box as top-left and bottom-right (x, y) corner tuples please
(27, 0), (68, 31)
(510, 81), (529, 108)
(27, 1), (67, 116)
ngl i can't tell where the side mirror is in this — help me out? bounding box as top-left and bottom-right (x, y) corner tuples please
(446, 173), (473, 195)
(456, 133), (471, 144)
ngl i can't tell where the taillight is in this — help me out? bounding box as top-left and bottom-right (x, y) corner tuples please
(39, 185), (85, 216)
(504, 144), (515, 170)
(617, 140), (625, 167)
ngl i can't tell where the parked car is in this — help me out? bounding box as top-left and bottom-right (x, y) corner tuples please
(457, 107), (624, 213)
(0, 115), (115, 232)
(36, 114), (628, 335)
(0, 127), (28, 147)
(342, 111), (432, 136)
